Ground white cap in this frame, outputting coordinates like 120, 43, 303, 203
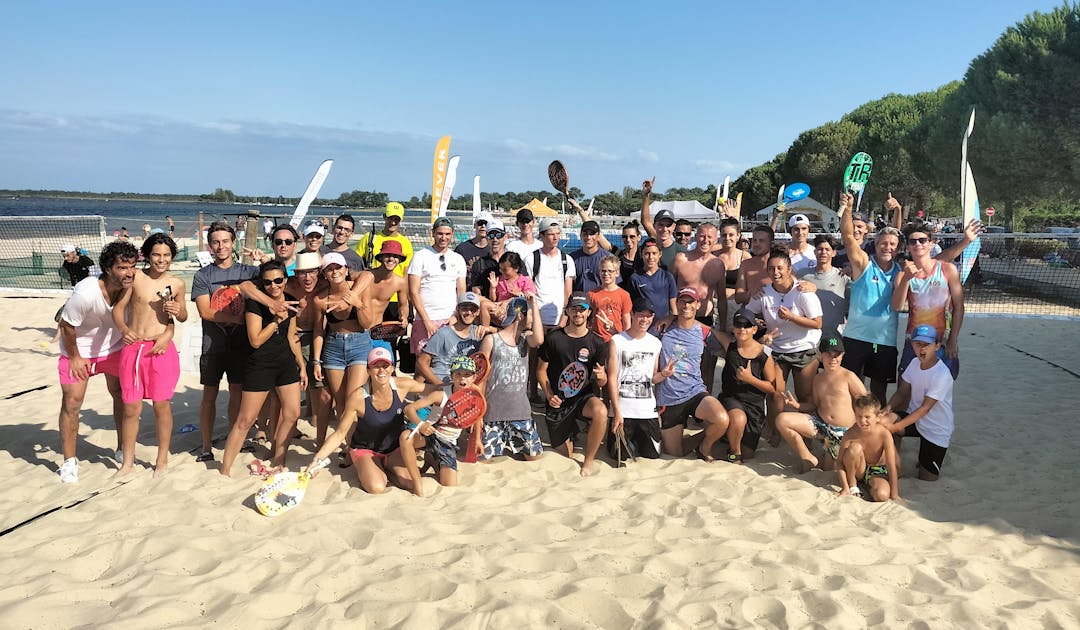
487, 218, 505, 232
304, 223, 325, 236
321, 252, 347, 269
788, 214, 810, 229
61, 243, 78, 254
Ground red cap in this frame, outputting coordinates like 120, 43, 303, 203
677, 287, 701, 301
376, 239, 405, 260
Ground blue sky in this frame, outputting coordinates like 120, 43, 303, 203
0, 1, 1065, 200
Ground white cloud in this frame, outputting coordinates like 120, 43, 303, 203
694, 158, 738, 173
637, 149, 660, 163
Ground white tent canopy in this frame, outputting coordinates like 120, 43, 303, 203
754, 197, 841, 231
632, 200, 719, 222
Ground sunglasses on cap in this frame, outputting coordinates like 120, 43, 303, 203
273, 238, 294, 246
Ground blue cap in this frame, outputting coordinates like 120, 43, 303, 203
501, 296, 528, 327
910, 324, 939, 344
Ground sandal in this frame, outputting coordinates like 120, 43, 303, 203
695, 446, 716, 463
195, 450, 214, 463
240, 439, 258, 453
725, 453, 744, 464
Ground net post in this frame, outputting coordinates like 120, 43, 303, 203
244, 209, 260, 266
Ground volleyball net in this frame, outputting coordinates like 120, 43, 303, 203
0, 216, 107, 292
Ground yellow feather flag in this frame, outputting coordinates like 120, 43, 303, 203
430, 135, 452, 223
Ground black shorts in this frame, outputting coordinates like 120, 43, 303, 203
901, 420, 948, 476
773, 348, 819, 370
841, 337, 898, 384
720, 396, 766, 450
658, 391, 710, 430
199, 331, 250, 387
382, 302, 401, 323
243, 359, 301, 392
545, 394, 599, 446
607, 417, 661, 463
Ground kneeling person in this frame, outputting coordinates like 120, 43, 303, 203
537, 292, 609, 476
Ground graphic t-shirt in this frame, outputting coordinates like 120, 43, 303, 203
423, 324, 484, 383
539, 328, 608, 403
610, 331, 662, 419
587, 287, 632, 342
485, 334, 532, 423
656, 323, 710, 406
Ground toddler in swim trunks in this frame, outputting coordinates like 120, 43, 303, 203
836, 395, 900, 501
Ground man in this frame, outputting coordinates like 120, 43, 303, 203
301, 222, 325, 254
639, 178, 686, 270
190, 223, 262, 463
674, 219, 694, 251
55, 241, 137, 483
893, 221, 965, 379
61, 244, 95, 287
455, 214, 492, 274
734, 225, 775, 306
505, 208, 542, 259
570, 219, 609, 293
363, 239, 411, 330
468, 219, 508, 298
786, 214, 816, 274
408, 217, 466, 355
249, 224, 300, 275
320, 214, 366, 274
112, 233, 188, 477
354, 202, 414, 273
416, 292, 490, 384
288, 251, 334, 446
537, 292, 609, 477
671, 223, 727, 389
796, 234, 850, 338
166, 215, 175, 237
524, 217, 575, 398
656, 287, 732, 458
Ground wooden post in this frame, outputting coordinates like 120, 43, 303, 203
244, 210, 260, 266
197, 211, 204, 251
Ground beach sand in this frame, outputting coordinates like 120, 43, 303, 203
1, 295, 1078, 628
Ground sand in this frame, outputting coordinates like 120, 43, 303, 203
1, 294, 1078, 629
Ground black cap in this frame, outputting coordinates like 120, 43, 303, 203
732, 308, 757, 328
819, 335, 846, 354
654, 209, 675, 224
516, 209, 535, 224
631, 296, 656, 313
566, 291, 590, 310
580, 220, 600, 234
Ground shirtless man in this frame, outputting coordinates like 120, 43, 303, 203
357, 239, 410, 332
733, 225, 775, 306
774, 335, 868, 473
671, 222, 727, 389
112, 233, 188, 476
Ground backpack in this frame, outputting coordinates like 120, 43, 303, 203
532, 249, 570, 283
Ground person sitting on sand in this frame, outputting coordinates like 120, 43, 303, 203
306, 347, 429, 494
399, 355, 481, 496
416, 292, 492, 385
112, 233, 186, 477
537, 292, 609, 477
882, 325, 956, 481
836, 395, 900, 501
774, 335, 868, 473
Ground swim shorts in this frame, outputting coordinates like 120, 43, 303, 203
58, 351, 122, 385
120, 340, 180, 404
809, 413, 848, 459
481, 419, 543, 459
544, 394, 600, 446
658, 391, 710, 430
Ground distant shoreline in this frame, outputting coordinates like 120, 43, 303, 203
0, 190, 346, 209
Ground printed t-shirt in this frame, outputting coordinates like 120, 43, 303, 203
408, 247, 467, 321
610, 331, 662, 419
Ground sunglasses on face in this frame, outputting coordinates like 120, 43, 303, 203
273, 238, 294, 246
261, 276, 286, 286
676, 232, 693, 238
732, 320, 756, 329
582, 229, 599, 236
907, 237, 930, 245
622, 234, 639, 239
489, 231, 506, 239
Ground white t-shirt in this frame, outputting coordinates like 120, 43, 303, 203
525, 248, 576, 325
506, 238, 543, 259
901, 357, 955, 447
60, 276, 124, 359
746, 284, 823, 353
408, 247, 467, 321
789, 243, 817, 275
611, 331, 662, 419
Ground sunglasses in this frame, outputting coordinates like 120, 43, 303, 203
675, 232, 693, 238
261, 276, 286, 286
622, 234, 639, 239
489, 231, 506, 239
732, 320, 756, 329
273, 238, 295, 246
907, 237, 930, 245
439, 254, 446, 271
582, 229, 599, 236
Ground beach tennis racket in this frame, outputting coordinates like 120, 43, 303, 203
370, 320, 408, 341
548, 160, 570, 197
842, 152, 873, 214
470, 351, 490, 383
255, 458, 328, 517
408, 387, 487, 439
210, 285, 244, 317
557, 360, 589, 399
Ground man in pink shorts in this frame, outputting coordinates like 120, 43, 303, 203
407, 217, 466, 364
56, 241, 139, 483
112, 233, 188, 477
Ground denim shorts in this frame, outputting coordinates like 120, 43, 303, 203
321, 330, 372, 370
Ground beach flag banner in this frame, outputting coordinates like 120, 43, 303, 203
438, 155, 461, 217
472, 176, 482, 219
733, 192, 743, 223
716, 176, 731, 211
842, 152, 873, 215
430, 136, 452, 223
959, 107, 982, 285
289, 159, 333, 228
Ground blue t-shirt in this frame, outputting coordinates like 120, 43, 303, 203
423, 324, 483, 382
626, 269, 677, 321
570, 248, 610, 293
656, 322, 710, 406
190, 261, 259, 352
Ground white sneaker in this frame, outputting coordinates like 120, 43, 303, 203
58, 457, 79, 483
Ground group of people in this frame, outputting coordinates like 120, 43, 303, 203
55, 184, 980, 503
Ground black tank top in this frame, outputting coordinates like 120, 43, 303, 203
720, 344, 768, 405
350, 388, 405, 454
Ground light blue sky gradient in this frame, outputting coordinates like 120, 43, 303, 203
0, 1, 1064, 199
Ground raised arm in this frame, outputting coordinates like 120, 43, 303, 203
639, 178, 657, 240
569, 197, 612, 251
839, 192, 869, 280
935, 219, 983, 262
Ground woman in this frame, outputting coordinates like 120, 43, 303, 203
313, 253, 372, 421
306, 347, 429, 493
616, 220, 644, 284
220, 261, 306, 476
716, 219, 751, 330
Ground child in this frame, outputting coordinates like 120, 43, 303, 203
884, 324, 955, 481
588, 255, 633, 342
399, 355, 481, 496
836, 395, 900, 501
774, 335, 869, 473
482, 251, 536, 326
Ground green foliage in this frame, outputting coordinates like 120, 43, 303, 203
1011, 201, 1080, 231
1015, 238, 1068, 258
733, 153, 786, 212
336, 189, 389, 208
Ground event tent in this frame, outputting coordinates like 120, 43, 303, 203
631, 200, 720, 222
754, 197, 841, 231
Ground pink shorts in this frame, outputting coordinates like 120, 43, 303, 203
350, 447, 398, 463
57, 351, 122, 385
410, 318, 449, 354
120, 340, 180, 404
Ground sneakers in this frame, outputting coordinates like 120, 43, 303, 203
58, 457, 79, 483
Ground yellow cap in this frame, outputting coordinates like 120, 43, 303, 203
385, 202, 405, 219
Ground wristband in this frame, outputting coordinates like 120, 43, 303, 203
312, 360, 322, 365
